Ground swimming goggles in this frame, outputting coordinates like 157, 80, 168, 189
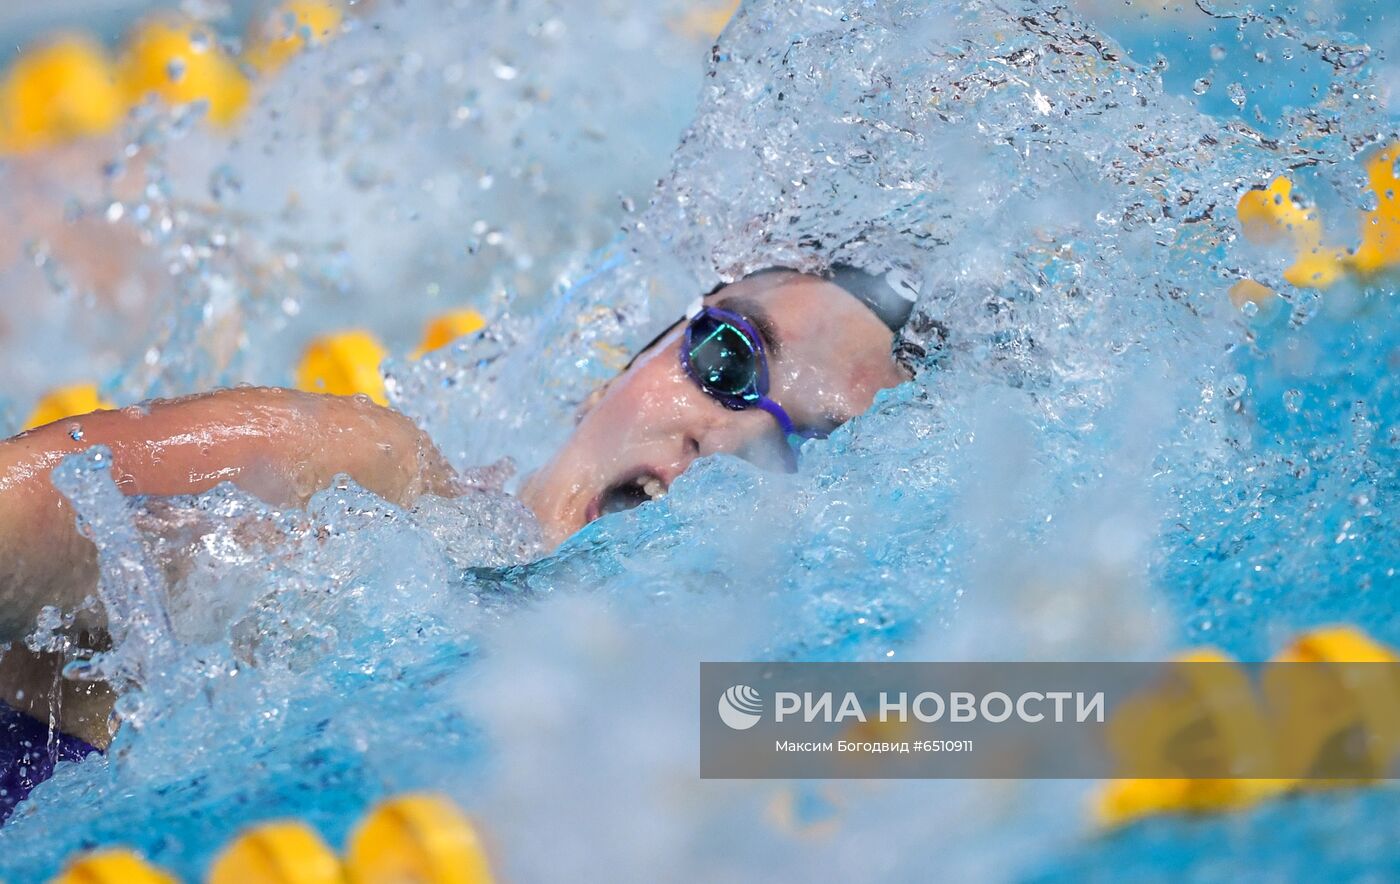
680, 305, 826, 449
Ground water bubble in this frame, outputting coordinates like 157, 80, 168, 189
1192, 77, 1212, 96
166, 57, 187, 84
208, 164, 242, 203
1283, 389, 1303, 413
1227, 83, 1247, 108
491, 58, 519, 80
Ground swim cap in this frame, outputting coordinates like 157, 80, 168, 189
826, 263, 919, 333
728, 263, 919, 332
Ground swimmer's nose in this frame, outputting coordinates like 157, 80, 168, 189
689, 407, 792, 471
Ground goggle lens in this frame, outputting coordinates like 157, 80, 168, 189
685, 313, 760, 400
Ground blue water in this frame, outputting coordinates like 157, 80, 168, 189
1, 0, 1398, 880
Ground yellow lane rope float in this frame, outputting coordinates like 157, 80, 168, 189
297, 310, 490, 403
0, 35, 124, 153
118, 15, 251, 127
1095, 649, 1290, 828
1349, 143, 1400, 273
669, 0, 742, 40
1236, 176, 1349, 289
411, 308, 487, 358
48, 849, 178, 884
345, 793, 495, 884
295, 329, 390, 404
22, 382, 114, 432
246, 1, 347, 74
207, 820, 344, 884
1262, 625, 1400, 783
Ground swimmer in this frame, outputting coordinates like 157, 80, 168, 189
0, 266, 916, 804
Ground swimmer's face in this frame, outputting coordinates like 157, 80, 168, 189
520, 272, 908, 547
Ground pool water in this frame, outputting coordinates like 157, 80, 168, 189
0, 0, 1397, 880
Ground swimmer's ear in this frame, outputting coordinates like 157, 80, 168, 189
574, 382, 610, 424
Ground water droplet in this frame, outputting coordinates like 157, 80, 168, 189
69, 424, 84, 441
166, 57, 187, 84
1222, 373, 1248, 400
1283, 389, 1302, 413
1192, 77, 1211, 95
1227, 83, 1247, 108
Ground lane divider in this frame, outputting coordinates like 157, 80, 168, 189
46, 792, 495, 883
0, 0, 730, 153
0, 2, 346, 153
33, 629, 1399, 872
15, 306, 488, 430
1095, 625, 1400, 828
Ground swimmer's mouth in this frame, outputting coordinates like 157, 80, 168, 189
586, 471, 668, 523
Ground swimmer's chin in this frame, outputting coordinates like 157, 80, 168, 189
517, 469, 587, 550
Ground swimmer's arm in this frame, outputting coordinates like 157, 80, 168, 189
0, 386, 461, 644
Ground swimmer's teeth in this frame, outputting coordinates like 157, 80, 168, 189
641, 476, 666, 501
